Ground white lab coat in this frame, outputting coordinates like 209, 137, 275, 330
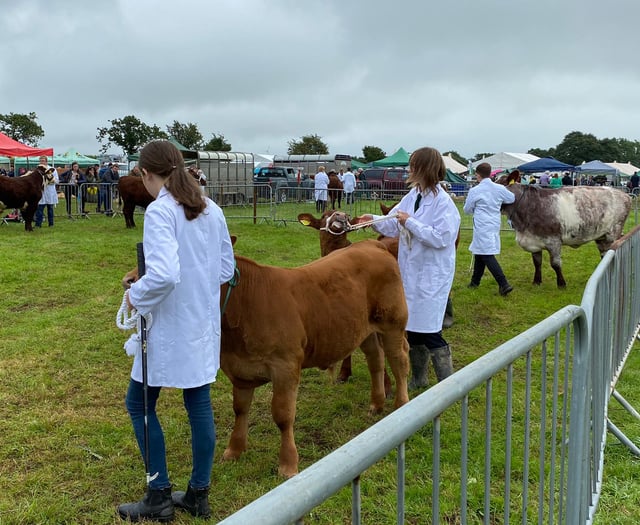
463, 177, 515, 255
128, 187, 235, 388
372, 187, 460, 333
342, 171, 356, 193
314, 171, 329, 201
39, 167, 59, 205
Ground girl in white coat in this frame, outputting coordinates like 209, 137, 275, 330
359, 147, 461, 389
463, 162, 515, 295
118, 140, 235, 522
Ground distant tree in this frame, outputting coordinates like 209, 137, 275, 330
202, 133, 232, 151
528, 147, 555, 158
166, 120, 204, 150
553, 131, 603, 165
96, 115, 167, 155
470, 152, 494, 163
362, 145, 386, 163
442, 150, 467, 166
0, 111, 45, 146
287, 134, 329, 155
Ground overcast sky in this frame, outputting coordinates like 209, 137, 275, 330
3, 0, 639, 160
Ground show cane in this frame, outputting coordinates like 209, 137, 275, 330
136, 242, 158, 485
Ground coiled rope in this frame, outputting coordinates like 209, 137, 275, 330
116, 291, 152, 356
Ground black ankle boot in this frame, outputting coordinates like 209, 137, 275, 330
172, 484, 211, 518
118, 486, 174, 522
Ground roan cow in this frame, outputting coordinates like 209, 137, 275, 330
220, 239, 410, 477
0, 166, 47, 231
118, 175, 154, 228
498, 171, 632, 287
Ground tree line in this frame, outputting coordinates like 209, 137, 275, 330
2, 112, 639, 168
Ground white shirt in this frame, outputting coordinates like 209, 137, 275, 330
372, 187, 460, 333
128, 187, 235, 388
463, 177, 515, 255
342, 170, 356, 193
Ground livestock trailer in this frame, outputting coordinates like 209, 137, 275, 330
197, 151, 254, 205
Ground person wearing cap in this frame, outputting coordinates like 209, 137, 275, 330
35, 155, 59, 227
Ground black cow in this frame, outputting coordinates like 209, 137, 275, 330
0, 166, 46, 231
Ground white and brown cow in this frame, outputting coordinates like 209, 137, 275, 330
220, 239, 409, 477
498, 172, 631, 287
0, 166, 46, 231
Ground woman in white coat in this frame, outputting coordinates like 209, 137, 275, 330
358, 147, 461, 390
118, 140, 235, 522
463, 162, 515, 296
34, 155, 59, 227
314, 165, 329, 213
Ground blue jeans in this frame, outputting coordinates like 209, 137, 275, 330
35, 204, 54, 226
125, 379, 216, 490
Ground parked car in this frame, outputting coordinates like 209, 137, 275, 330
360, 167, 409, 195
253, 166, 311, 202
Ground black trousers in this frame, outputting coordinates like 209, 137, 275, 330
471, 254, 508, 287
406, 330, 447, 349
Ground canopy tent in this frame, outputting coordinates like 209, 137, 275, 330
576, 160, 619, 183
372, 147, 410, 167
517, 157, 575, 173
444, 169, 466, 183
0, 131, 53, 157
128, 138, 198, 162
443, 153, 467, 174
471, 152, 539, 172
605, 161, 639, 178
55, 148, 98, 167
350, 159, 370, 170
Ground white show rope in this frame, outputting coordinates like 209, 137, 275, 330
116, 291, 152, 356
347, 212, 398, 231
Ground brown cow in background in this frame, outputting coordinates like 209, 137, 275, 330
0, 166, 46, 231
118, 175, 154, 228
327, 170, 343, 209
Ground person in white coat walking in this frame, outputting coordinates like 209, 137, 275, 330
314, 165, 329, 212
358, 146, 461, 390
463, 162, 515, 296
117, 140, 235, 522
342, 168, 356, 205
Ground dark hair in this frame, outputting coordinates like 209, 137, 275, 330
407, 146, 446, 196
138, 140, 205, 220
475, 162, 492, 178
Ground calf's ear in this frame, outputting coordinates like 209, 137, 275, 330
297, 213, 321, 229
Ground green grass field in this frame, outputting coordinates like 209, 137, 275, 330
0, 201, 639, 524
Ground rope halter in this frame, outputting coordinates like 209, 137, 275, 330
319, 211, 399, 236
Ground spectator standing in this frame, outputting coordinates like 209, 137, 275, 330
464, 162, 515, 296
97, 163, 110, 213
60, 162, 82, 217
357, 146, 461, 389
561, 172, 573, 186
539, 171, 551, 186
83, 165, 99, 213
102, 162, 120, 215
35, 155, 59, 227
630, 171, 639, 190
342, 168, 356, 205
314, 165, 329, 213
550, 173, 562, 188
117, 140, 234, 522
